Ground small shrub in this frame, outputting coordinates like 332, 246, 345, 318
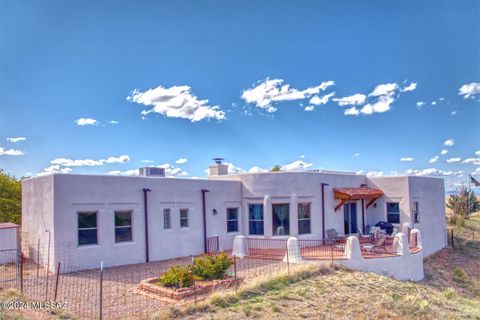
453, 267, 467, 284
443, 287, 456, 299
159, 265, 195, 288
193, 253, 234, 280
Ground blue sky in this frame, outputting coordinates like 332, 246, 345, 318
0, 0, 479, 191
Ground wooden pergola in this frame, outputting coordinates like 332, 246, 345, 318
333, 187, 384, 212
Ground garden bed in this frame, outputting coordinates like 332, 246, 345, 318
138, 276, 238, 300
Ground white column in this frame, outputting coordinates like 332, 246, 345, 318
290, 194, 298, 236
264, 195, 272, 237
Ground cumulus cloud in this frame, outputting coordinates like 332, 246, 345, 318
401, 82, 417, 92
459, 82, 480, 99
0, 147, 24, 156
304, 106, 314, 112
6, 137, 26, 143
440, 149, 449, 155
446, 157, 461, 163
128, 85, 225, 122
51, 155, 130, 167
400, 157, 414, 162
406, 168, 463, 177
140, 160, 154, 163
224, 162, 245, 175
360, 95, 395, 115
248, 166, 268, 173
431, 101, 437, 106
281, 160, 313, 172
354, 153, 360, 157
175, 158, 188, 164
428, 156, 439, 163
157, 163, 188, 177
109, 120, 119, 125
241, 78, 334, 112
416, 101, 425, 108
368, 83, 398, 97
107, 169, 139, 176
451, 110, 458, 116
476, 150, 480, 156
37, 165, 73, 176
75, 118, 98, 126
333, 94, 366, 106
365, 171, 384, 177
463, 158, 480, 165
344, 107, 360, 116
444, 139, 455, 147
309, 92, 335, 106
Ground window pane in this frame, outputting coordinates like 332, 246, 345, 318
298, 220, 311, 234
227, 208, 238, 220
164, 209, 171, 229
78, 212, 97, 228
180, 218, 189, 228
249, 221, 264, 235
298, 203, 311, 219
248, 204, 263, 220
78, 229, 97, 245
115, 211, 132, 227
272, 204, 289, 236
387, 214, 400, 223
387, 203, 400, 213
180, 209, 188, 219
115, 227, 132, 242
227, 220, 238, 233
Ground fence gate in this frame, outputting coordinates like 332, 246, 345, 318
0, 223, 20, 288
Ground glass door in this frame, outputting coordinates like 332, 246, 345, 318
343, 203, 358, 234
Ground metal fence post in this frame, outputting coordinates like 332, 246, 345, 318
45, 229, 51, 301
54, 262, 61, 301
450, 229, 454, 248
99, 261, 104, 320
330, 241, 334, 269
36, 239, 40, 279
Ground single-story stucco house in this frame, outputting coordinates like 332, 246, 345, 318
21, 160, 447, 279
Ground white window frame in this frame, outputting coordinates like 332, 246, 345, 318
248, 203, 264, 236
180, 208, 189, 228
114, 210, 133, 243
226, 208, 239, 233
78, 211, 98, 246
298, 202, 311, 235
386, 202, 400, 224
163, 208, 172, 229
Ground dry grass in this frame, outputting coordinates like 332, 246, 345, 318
152, 216, 480, 320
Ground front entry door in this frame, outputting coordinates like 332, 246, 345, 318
344, 203, 358, 234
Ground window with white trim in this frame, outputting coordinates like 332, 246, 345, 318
163, 208, 171, 229
180, 208, 189, 228
114, 211, 133, 243
78, 212, 98, 246
298, 203, 311, 234
387, 202, 400, 223
227, 208, 239, 233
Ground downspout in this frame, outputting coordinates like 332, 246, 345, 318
321, 183, 329, 240
143, 188, 151, 263
201, 189, 209, 253
361, 199, 365, 234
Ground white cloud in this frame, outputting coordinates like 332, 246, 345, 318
281, 160, 313, 172
431, 101, 437, 106
0, 147, 24, 156
107, 169, 139, 176
440, 149, 448, 155
366, 171, 384, 177
368, 83, 398, 97
416, 101, 425, 108
75, 118, 98, 126
175, 158, 188, 164
360, 95, 395, 114
354, 153, 360, 157
6, 137, 26, 143
446, 157, 461, 163
304, 106, 314, 112
37, 165, 73, 176
428, 156, 439, 163
248, 166, 268, 173
51, 155, 130, 167
333, 94, 366, 106
224, 162, 245, 175
157, 163, 188, 177
140, 160, 154, 163
241, 78, 334, 112
109, 120, 119, 124
406, 168, 463, 177
474, 167, 480, 175
444, 139, 455, 147
459, 82, 480, 99
344, 107, 360, 116
439, 97, 445, 101
463, 158, 480, 165
401, 82, 417, 92
309, 92, 335, 106
128, 85, 225, 122
400, 157, 414, 162
476, 150, 480, 156
451, 110, 457, 116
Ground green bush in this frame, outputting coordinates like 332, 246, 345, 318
192, 253, 234, 280
159, 265, 195, 288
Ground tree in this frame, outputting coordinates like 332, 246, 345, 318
0, 169, 22, 224
270, 165, 282, 172
446, 186, 480, 225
